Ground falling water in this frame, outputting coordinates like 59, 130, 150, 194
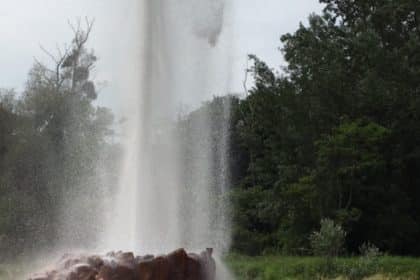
102, 0, 233, 258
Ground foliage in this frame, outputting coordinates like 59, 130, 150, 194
225, 254, 420, 280
229, 0, 420, 256
359, 242, 382, 259
310, 218, 346, 257
345, 243, 382, 280
0, 21, 118, 259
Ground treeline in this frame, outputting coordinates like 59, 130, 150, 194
196, 0, 420, 256
0, 22, 118, 258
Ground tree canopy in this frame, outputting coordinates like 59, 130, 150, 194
0, 21, 118, 259
228, 0, 420, 255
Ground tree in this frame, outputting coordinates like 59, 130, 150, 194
0, 20, 117, 258
230, 0, 420, 255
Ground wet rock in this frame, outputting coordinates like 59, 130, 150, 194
97, 263, 135, 280
167, 249, 188, 280
86, 255, 104, 270
137, 259, 155, 280
153, 256, 170, 280
67, 264, 97, 280
200, 248, 216, 280
186, 253, 201, 280
115, 251, 136, 268
137, 255, 170, 280
28, 248, 216, 280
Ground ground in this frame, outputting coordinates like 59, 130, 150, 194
2, 255, 420, 279
225, 255, 420, 280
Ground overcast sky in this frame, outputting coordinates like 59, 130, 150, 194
0, 0, 323, 113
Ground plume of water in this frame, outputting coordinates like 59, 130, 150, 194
102, 0, 234, 261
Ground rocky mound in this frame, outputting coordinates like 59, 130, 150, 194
29, 248, 215, 280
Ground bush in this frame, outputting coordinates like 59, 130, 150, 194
310, 218, 346, 257
359, 242, 381, 259
344, 242, 382, 280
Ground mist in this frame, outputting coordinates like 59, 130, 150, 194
102, 0, 233, 255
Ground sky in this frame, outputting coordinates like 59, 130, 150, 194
0, 0, 323, 113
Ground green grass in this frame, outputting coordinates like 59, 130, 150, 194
2, 254, 420, 279
225, 254, 420, 280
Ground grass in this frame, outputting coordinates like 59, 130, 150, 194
1, 254, 420, 279
225, 254, 420, 280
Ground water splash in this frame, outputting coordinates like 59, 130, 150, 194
102, 0, 233, 258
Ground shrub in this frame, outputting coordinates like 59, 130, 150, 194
345, 242, 382, 280
310, 218, 346, 257
359, 242, 381, 259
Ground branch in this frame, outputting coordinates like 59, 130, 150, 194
67, 17, 81, 38
32, 57, 56, 86
39, 45, 59, 64
243, 57, 250, 96
68, 17, 95, 48
36, 42, 70, 89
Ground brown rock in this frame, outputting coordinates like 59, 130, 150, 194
29, 248, 215, 280
199, 249, 216, 280
137, 255, 170, 280
185, 254, 201, 280
96, 263, 135, 280
87, 255, 104, 270
166, 249, 188, 280
142, 254, 154, 260
152, 256, 170, 280
115, 252, 136, 268
137, 259, 154, 280
67, 264, 97, 280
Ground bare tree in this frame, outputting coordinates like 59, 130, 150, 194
34, 17, 95, 94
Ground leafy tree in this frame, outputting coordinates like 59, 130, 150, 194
230, 0, 420, 255
0, 20, 117, 258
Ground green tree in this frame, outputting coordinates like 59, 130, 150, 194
230, 0, 420, 255
0, 20, 117, 258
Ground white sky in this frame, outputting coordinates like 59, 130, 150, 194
0, 0, 323, 113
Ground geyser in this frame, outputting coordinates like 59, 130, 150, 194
102, 0, 233, 257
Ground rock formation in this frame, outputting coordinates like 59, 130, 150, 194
29, 248, 215, 280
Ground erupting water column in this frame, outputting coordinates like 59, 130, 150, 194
103, 0, 233, 261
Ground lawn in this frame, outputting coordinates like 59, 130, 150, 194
225, 254, 420, 280
2, 254, 420, 279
